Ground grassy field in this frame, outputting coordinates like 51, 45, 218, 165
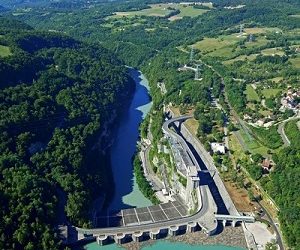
261, 88, 282, 98
194, 35, 242, 57
0, 45, 11, 57
259, 109, 272, 117
244, 27, 282, 34
245, 84, 260, 101
194, 33, 269, 59
238, 129, 270, 156
242, 36, 269, 49
290, 55, 300, 69
223, 54, 257, 65
110, 3, 209, 19
175, 6, 208, 18
261, 47, 285, 56
270, 77, 284, 83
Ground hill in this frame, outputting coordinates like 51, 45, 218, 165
0, 16, 133, 249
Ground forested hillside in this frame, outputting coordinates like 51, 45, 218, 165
0, 17, 133, 249
0, 0, 300, 248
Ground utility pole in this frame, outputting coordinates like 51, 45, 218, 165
249, 33, 254, 42
239, 24, 244, 36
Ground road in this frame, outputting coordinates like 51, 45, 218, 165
77, 116, 215, 236
277, 115, 300, 147
198, 59, 285, 249
77, 185, 211, 235
257, 201, 284, 250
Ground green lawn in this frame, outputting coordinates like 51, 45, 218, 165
0, 45, 11, 57
245, 84, 260, 102
262, 88, 282, 98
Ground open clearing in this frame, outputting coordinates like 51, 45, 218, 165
261, 88, 282, 98
244, 27, 282, 34
224, 180, 255, 212
290, 14, 300, 18
194, 33, 269, 59
290, 55, 300, 69
110, 3, 210, 19
194, 35, 242, 58
261, 47, 285, 56
245, 84, 260, 101
223, 54, 257, 65
0, 45, 11, 57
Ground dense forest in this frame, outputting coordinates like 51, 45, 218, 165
0, 17, 134, 249
0, 0, 300, 248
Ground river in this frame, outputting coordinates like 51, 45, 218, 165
85, 69, 244, 250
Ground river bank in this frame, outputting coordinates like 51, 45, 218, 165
84, 69, 248, 250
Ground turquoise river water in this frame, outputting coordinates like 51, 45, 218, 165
85, 69, 243, 250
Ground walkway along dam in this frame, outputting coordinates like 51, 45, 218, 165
74, 115, 255, 245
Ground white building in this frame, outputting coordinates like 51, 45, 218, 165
211, 142, 226, 154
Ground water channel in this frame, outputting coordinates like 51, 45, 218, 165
85, 69, 244, 250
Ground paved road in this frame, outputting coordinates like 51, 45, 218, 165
257, 201, 284, 250
77, 185, 211, 235
77, 116, 215, 236
277, 115, 300, 147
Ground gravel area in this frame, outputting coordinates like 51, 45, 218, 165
121, 226, 248, 250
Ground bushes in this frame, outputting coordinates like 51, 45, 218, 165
133, 154, 159, 204
251, 126, 283, 149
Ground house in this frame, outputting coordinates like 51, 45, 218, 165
211, 142, 226, 154
261, 159, 274, 173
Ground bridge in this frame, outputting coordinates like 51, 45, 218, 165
74, 115, 254, 245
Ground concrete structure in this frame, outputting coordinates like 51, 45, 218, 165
96, 234, 108, 246
73, 115, 254, 246
149, 229, 160, 239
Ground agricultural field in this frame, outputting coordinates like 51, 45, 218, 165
0, 45, 11, 57
109, 3, 210, 20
